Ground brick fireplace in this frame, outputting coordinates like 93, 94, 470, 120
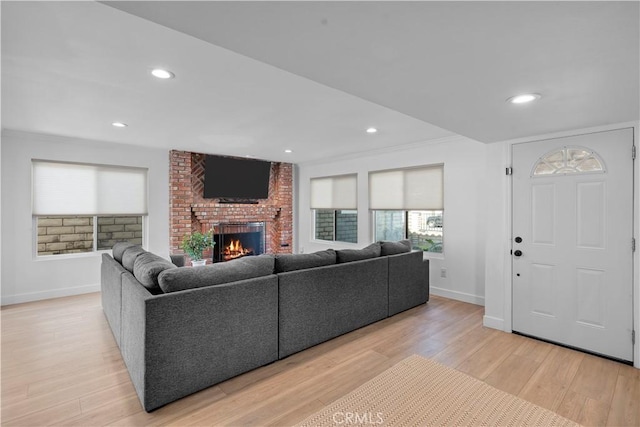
169, 150, 293, 261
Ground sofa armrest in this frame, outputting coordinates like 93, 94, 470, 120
100, 253, 127, 347
121, 274, 279, 412
388, 251, 429, 316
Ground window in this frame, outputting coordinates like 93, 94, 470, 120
374, 210, 443, 253
370, 164, 444, 253
532, 146, 605, 176
314, 209, 358, 243
32, 160, 148, 256
37, 215, 144, 256
311, 174, 358, 243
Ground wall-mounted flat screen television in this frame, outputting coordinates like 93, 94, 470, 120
203, 155, 271, 200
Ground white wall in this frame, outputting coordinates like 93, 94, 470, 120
1, 130, 169, 305
482, 121, 640, 368
296, 136, 488, 305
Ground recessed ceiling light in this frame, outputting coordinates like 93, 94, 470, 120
284, 149, 293, 153
112, 122, 127, 128
366, 127, 378, 134
151, 68, 175, 79
507, 93, 541, 104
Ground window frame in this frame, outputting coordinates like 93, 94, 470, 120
33, 214, 148, 260
372, 209, 444, 257
311, 209, 359, 245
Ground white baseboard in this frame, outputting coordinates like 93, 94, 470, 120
483, 315, 505, 331
430, 286, 485, 306
1, 284, 100, 306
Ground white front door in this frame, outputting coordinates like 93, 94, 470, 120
512, 128, 634, 362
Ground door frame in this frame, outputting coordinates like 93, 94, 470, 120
494, 122, 639, 368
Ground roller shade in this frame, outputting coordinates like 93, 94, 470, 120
310, 174, 357, 210
369, 165, 443, 210
32, 160, 148, 215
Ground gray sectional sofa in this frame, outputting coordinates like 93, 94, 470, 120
101, 240, 429, 412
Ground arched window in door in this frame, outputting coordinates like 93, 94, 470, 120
531, 146, 606, 176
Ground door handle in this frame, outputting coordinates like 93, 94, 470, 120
513, 250, 523, 257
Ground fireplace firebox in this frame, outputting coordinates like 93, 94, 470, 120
212, 222, 265, 262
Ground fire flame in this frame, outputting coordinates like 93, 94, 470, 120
224, 239, 252, 260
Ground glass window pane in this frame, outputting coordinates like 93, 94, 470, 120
533, 162, 555, 175
314, 209, 335, 241
335, 210, 357, 243
37, 216, 94, 256
97, 216, 144, 250
374, 210, 406, 242
533, 147, 604, 176
314, 209, 358, 243
408, 210, 443, 253
577, 157, 602, 172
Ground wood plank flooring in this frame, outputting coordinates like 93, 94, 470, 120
2, 293, 638, 426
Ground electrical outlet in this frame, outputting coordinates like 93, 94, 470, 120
440, 268, 447, 278
299, 247, 305, 254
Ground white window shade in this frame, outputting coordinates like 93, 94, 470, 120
369, 165, 443, 210
32, 161, 148, 215
310, 174, 357, 210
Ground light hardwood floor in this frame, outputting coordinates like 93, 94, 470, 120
1, 293, 638, 426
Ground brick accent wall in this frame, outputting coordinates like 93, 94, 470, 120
169, 150, 293, 258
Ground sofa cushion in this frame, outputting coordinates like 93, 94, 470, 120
380, 239, 412, 256
275, 249, 337, 273
112, 241, 136, 264
158, 254, 275, 293
133, 252, 176, 291
336, 242, 382, 263
122, 246, 146, 272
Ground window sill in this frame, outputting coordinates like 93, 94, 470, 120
310, 239, 360, 248
422, 251, 444, 261
33, 250, 111, 262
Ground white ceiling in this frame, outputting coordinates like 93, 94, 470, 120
2, 1, 638, 164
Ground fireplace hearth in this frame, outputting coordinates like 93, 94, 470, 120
212, 222, 265, 262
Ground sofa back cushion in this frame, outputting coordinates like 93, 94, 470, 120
275, 249, 337, 273
133, 252, 176, 292
336, 242, 381, 263
112, 241, 136, 264
379, 239, 412, 256
158, 254, 275, 293
122, 246, 147, 272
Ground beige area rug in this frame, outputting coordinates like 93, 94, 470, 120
296, 354, 579, 427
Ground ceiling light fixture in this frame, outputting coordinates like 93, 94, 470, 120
112, 122, 128, 128
284, 149, 293, 153
507, 93, 541, 104
366, 127, 378, 134
151, 68, 175, 79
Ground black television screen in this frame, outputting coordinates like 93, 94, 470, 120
203, 155, 271, 200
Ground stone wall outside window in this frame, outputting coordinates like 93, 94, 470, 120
314, 210, 335, 241
37, 216, 94, 255
314, 210, 357, 244
37, 215, 143, 256
97, 216, 143, 250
